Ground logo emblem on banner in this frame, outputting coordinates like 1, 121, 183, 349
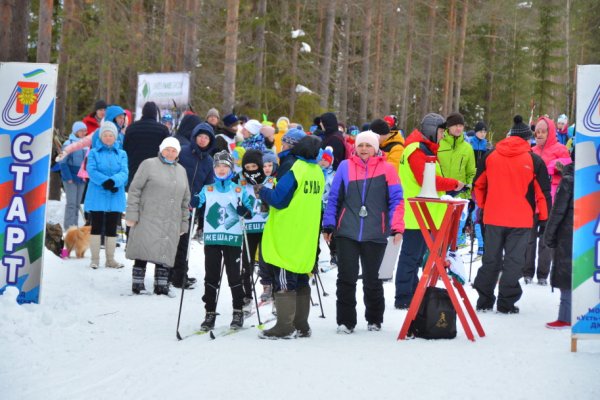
2, 69, 48, 126
583, 85, 600, 133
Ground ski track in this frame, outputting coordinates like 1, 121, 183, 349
0, 200, 598, 400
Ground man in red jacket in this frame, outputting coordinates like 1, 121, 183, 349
82, 100, 107, 135
473, 115, 551, 314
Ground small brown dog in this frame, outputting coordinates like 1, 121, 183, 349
64, 226, 91, 258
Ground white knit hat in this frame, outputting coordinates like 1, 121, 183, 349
159, 136, 181, 154
243, 119, 263, 136
355, 130, 380, 151
99, 122, 118, 138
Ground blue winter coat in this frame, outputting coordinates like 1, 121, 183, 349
60, 133, 87, 184
84, 136, 128, 212
178, 122, 216, 207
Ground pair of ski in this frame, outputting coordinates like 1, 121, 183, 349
191, 315, 278, 339
183, 299, 276, 340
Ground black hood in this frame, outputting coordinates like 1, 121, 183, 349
320, 112, 339, 135
177, 114, 202, 141
292, 136, 322, 160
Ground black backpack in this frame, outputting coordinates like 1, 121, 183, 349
409, 287, 457, 339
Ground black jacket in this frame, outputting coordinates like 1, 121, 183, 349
544, 163, 573, 290
122, 116, 169, 189
320, 112, 346, 170
178, 122, 216, 207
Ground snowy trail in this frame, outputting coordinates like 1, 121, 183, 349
0, 200, 598, 400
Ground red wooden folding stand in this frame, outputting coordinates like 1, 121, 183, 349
397, 197, 486, 341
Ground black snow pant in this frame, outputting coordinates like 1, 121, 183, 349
473, 225, 530, 311
336, 237, 387, 329
523, 216, 552, 280
169, 231, 190, 286
241, 232, 262, 300
202, 245, 244, 312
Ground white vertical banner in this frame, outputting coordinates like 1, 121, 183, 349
0, 62, 58, 304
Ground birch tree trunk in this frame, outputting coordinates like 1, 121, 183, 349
222, 0, 240, 113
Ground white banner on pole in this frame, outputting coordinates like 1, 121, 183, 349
135, 72, 190, 120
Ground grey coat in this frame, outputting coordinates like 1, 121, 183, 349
125, 157, 190, 267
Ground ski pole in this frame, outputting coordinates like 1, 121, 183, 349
312, 269, 325, 318
176, 206, 196, 341
241, 217, 262, 325
315, 269, 329, 297
213, 259, 225, 315
468, 219, 475, 283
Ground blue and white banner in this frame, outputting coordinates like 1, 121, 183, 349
0, 62, 58, 304
572, 65, 600, 338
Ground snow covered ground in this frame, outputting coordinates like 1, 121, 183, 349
1, 200, 599, 400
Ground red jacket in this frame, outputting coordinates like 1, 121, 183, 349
83, 112, 100, 135
474, 136, 551, 228
405, 129, 458, 191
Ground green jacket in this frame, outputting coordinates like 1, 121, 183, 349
437, 132, 476, 199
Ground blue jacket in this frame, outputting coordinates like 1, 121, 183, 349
197, 174, 253, 212
178, 122, 216, 207
241, 134, 267, 152
84, 135, 129, 212
60, 133, 87, 184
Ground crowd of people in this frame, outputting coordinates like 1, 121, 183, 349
56, 99, 576, 337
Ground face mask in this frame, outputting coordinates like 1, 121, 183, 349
243, 168, 265, 185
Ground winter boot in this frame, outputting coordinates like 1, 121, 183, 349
230, 309, 244, 330
105, 237, 124, 268
258, 291, 297, 339
154, 265, 171, 295
200, 312, 217, 331
132, 263, 147, 294
260, 285, 273, 302
293, 286, 311, 338
242, 297, 253, 316
89, 235, 101, 269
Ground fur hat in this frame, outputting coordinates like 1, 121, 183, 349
159, 137, 181, 154
510, 115, 532, 140
213, 150, 234, 170
355, 130, 380, 151
557, 114, 568, 124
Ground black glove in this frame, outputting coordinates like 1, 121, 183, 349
102, 179, 115, 190
537, 221, 546, 237
110, 187, 118, 193
236, 205, 251, 219
322, 226, 334, 234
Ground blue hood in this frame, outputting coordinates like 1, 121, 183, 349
105, 105, 125, 128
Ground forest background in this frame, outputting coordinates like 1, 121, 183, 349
1, 0, 600, 143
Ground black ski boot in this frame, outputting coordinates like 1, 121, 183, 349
230, 309, 244, 330
201, 312, 217, 331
